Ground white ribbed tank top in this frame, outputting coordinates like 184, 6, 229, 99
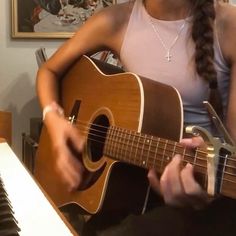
120, 0, 230, 132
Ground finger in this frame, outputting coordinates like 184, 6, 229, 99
147, 168, 161, 194
181, 163, 209, 208
160, 155, 185, 205
180, 136, 205, 148
56, 147, 84, 190
181, 163, 202, 194
62, 161, 84, 191
68, 124, 85, 151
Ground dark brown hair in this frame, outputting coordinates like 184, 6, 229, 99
190, 0, 223, 117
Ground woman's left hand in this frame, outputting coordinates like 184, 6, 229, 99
148, 136, 210, 209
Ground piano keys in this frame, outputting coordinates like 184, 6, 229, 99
0, 141, 79, 236
0, 175, 21, 235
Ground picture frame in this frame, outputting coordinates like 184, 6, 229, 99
11, 0, 117, 39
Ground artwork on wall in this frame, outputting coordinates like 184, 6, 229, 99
11, 0, 116, 39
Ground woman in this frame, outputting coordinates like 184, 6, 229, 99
36, 0, 236, 235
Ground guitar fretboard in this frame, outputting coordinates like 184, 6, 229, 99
104, 126, 208, 181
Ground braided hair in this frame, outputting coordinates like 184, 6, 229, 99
190, 0, 223, 117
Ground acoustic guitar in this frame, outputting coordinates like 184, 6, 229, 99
34, 55, 236, 215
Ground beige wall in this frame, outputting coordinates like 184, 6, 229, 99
0, 0, 65, 157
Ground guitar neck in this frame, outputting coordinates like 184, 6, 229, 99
103, 126, 236, 200
104, 126, 208, 179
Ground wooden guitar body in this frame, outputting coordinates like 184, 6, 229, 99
34, 55, 183, 215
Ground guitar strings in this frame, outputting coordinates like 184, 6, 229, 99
67, 118, 236, 188
73, 118, 236, 165
83, 127, 236, 178
72, 118, 236, 162
64, 116, 236, 182
76, 124, 236, 187
70, 118, 236, 180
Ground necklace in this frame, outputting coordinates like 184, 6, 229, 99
148, 16, 188, 62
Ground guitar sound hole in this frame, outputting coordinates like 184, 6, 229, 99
88, 115, 109, 162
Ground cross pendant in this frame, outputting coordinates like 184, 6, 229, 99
165, 51, 172, 62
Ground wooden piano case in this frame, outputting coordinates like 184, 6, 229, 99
0, 110, 12, 145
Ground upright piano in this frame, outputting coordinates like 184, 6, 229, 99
0, 139, 79, 236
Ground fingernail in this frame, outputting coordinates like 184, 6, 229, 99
173, 154, 182, 162
186, 162, 193, 169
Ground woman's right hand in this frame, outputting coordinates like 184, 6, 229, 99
44, 109, 86, 191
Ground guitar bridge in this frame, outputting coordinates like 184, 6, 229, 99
68, 100, 81, 124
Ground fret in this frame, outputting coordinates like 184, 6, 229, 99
107, 126, 118, 159
151, 137, 161, 171
121, 129, 128, 162
164, 140, 175, 165
106, 127, 112, 157
182, 148, 198, 166
109, 127, 115, 156
172, 142, 177, 160
160, 139, 168, 171
127, 130, 135, 163
133, 133, 141, 166
182, 147, 190, 164
145, 135, 153, 169
120, 128, 128, 161
220, 153, 228, 194
117, 127, 126, 161
175, 144, 185, 157
118, 130, 126, 162
194, 149, 207, 173
138, 134, 146, 167
140, 135, 152, 168
104, 128, 111, 156
114, 127, 122, 160
193, 148, 197, 166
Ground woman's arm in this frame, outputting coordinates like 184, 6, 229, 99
35, 3, 131, 190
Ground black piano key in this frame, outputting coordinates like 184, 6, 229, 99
0, 213, 20, 232
0, 192, 8, 200
0, 227, 20, 236
0, 205, 14, 216
0, 204, 13, 214
0, 213, 16, 225
0, 199, 13, 211
0, 175, 21, 235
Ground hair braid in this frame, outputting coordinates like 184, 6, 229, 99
191, 0, 216, 86
190, 0, 223, 117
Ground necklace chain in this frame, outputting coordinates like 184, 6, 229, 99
148, 16, 188, 62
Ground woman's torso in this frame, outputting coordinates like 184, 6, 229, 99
118, 0, 230, 133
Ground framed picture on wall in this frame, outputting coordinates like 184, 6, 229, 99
11, 0, 117, 39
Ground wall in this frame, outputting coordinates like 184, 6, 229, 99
0, 0, 65, 157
